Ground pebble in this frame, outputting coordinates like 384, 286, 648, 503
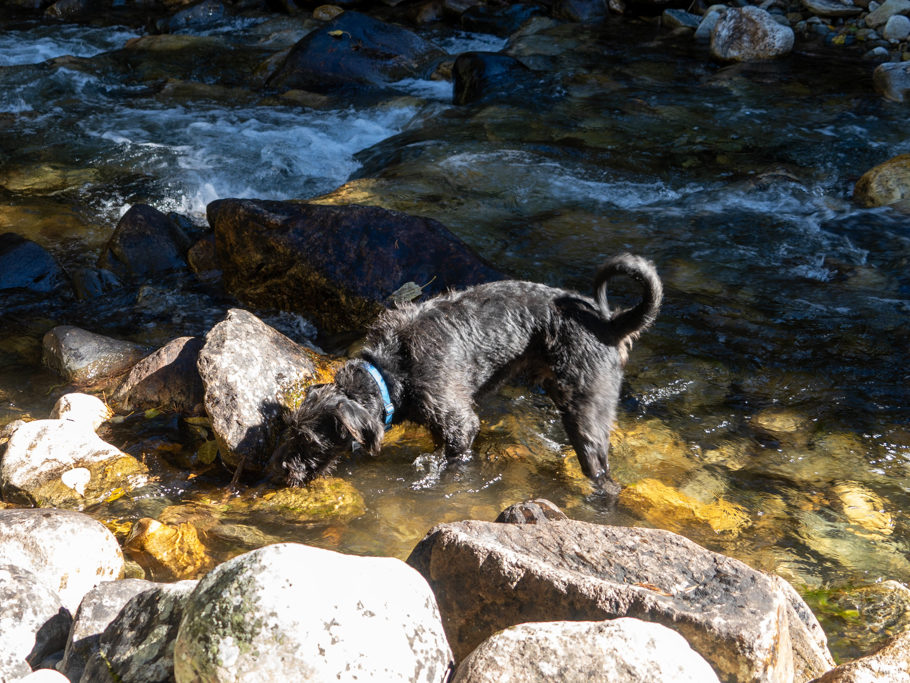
883, 13, 910, 39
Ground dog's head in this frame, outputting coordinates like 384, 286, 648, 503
268, 383, 383, 487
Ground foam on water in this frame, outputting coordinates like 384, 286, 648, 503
0, 24, 141, 66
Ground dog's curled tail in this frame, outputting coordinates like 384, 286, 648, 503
594, 253, 663, 345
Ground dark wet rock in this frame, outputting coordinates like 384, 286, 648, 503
800, 0, 863, 17
158, 0, 227, 32
663, 8, 701, 28
810, 630, 910, 682
112, 336, 205, 413
58, 579, 154, 683
42, 325, 150, 385
44, 0, 97, 20
0, 564, 72, 670
854, 153, 910, 207
495, 499, 568, 524
710, 7, 795, 61
0, 232, 66, 294
553, 0, 607, 22
266, 11, 444, 94
197, 308, 315, 471
98, 204, 191, 280
872, 62, 910, 103
0, 509, 124, 614
452, 618, 721, 683
460, 3, 543, 34
206, 198, 502, 333
173, 543, 453, 681
81, 581, 197, 683
407, 520, 834, 681
187, 234, 220, 281
452, 52, 534, 105
71, 267, 121, 300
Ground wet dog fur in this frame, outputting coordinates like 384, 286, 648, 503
269, 253, 662, 497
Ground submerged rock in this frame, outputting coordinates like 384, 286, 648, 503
244, 478, 366, 524
811, 630, 910, 682
42, 325, 150, 385
112, 336, 205, 413
197, 308, 315, 472
710, 7, 795, 61
124, 518, 215, 581
173, 543, 454, 682
266, 11, 444, 93
453, 618, 720, 683
407, 519, 834, 681
206, 198, 502, 333
855, 153, 910, 206
0, 509, 124, 614
0, 232, 67, 294
98, 204, 191, 280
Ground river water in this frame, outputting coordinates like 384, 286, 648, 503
0, 8, 908, 662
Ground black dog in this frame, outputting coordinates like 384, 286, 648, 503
269, 253, 662, 496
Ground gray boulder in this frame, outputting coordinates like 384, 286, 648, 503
80, 581, 197, 683
0, 509, 124, 614
810, 629, 910, 682
197, 309, 315, 472
58, 579, 155, 683
112, 336, 205, 413
42, 325, 150, 385
710, 7, 795, 61
407, 520, 834, 682
453, 618, 720, 682
873, 62, 910, 103
0, 564, 71, 672
173, 543, 454, 682
865, 0, 910, 27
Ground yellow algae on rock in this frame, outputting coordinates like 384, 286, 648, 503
610, 418, 698, 481
832, 482, 894, 537
246, 477, 365, 523
619, 478, 750, 536
124, 517, 215, 581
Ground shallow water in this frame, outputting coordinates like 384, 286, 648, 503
0, 9, 908, 663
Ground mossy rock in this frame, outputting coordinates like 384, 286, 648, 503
30, 455, 149, 510
854, 154, 910, 208
124, 517, 215, 581
619, 478, 750, 536
243, 477, 366, 524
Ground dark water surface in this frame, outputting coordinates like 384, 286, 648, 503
1, 10, 908, 662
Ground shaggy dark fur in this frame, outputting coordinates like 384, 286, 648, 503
269, 253, 662, 496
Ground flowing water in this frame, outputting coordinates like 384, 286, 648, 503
1, 8, 909, 662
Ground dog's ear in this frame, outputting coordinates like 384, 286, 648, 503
333, 397, 383, 457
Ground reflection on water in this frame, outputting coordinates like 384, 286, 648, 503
0, 9, 908, 663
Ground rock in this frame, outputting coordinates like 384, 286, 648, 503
452, 52, 535, 105
0, 233, 66, 294
98, 205, 191, 280
42, 325, 150, 385
50, 393, 111, 431
0, 418, 148, 508
854, 153, 910, 205
831, 482, 894, 537
186, 235, 220, 281
711, 6, 795, 61
801, 0, 863, 16
872, 62, 910, 103
461, 3, 543, 34
618, 478, 751, 536
266, 11, 444, 93
407, 520, 834, 681
663, 8, 701, 28
44, 0, 95, 19
695, 6, 723, 40
173, 543, 454, 682
811, 630, 910, 682
112, 336, 204, 413
162, 0, 227, 32
883, 13, 910, 37
206, 199, 502, 333
81, 581, 197, 683
71, 267, 120, 300
495, 499, 568, 524
58, 579, 155, 683
244, 478, 366, 524
0, 564, 72, 671
0, 509, 124, 614
866, 0, 910, 26
552, 0, 606, 22
197, 308, 315, 471
123, 518, 215, 581
452, 618, 720, 683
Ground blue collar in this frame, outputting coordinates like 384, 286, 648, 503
362, 361, 395, 427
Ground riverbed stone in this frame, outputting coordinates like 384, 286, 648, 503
865, 0, 910, 26
854, 153, 910, 205
42, 325, 150, 385
173, 543, 454, 682
0, 233, 67, 295
407, 519, 834, 681
50, 392, 111, 431
495, 499, 568, 524
197, 308, 315, 472
112, 336, 205, 413
811, 629, 910, 682
98, 204, 191, 280
452, 618, 721, 683
872, 61, 910, 102
0, 564, 72, 672
711, 6, 795, 61
124, 518, 215, 581
452, 52, 534, 105
266, 11, 444, 93
81, 580, 197, 683
883, 13, 910, 38
244, 477, 366, 524
0, 509, 124, 614
801, 0, 863, 16
206, 198, 502, 333
58, 579, 155, 683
